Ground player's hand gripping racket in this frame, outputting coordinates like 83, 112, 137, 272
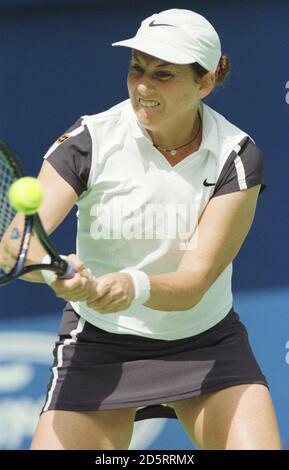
0, 139, 75, 286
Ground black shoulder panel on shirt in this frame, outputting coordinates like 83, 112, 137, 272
211, 137, 266, 199
45, 118, 92, 197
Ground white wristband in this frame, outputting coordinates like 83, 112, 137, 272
120, 269, 151, 305
41, 254, 53, 285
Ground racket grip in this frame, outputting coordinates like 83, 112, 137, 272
41, 255, 76, 283
58, 261, 76, 279
41, 255, 91, 284
58, 262, 93, 280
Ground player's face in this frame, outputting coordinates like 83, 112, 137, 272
127, 51, 203, 134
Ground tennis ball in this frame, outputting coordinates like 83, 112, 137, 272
8, 177, 44, 215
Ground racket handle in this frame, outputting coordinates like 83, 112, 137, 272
58, 261, 76, 279
58, 263, 93, 281
41, 255, 91, 284
41, 255, 75, 283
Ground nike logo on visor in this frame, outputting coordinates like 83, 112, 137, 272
203, 179, 216, 187
149, 20, 176, 27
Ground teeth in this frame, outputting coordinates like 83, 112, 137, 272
139, 99, 160, 108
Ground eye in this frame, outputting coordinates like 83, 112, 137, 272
130, 64, 144, 74
154, 71, 173, 80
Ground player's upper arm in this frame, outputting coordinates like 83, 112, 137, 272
177, 184, 262, 294
39, 117, 92, 234
36, 160, 79, 235
212, 137, 266, 197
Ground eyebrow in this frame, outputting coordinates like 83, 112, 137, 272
132, 54, 174, 68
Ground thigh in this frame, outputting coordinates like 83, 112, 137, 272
30, 407, 137, 450
170, 384, 281, 450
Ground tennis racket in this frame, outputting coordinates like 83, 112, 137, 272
0, 139, 75, 286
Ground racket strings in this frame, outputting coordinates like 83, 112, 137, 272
0, 153, 18, 277
0, 153, 17, 241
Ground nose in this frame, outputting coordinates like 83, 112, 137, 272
137, 81, 155, 96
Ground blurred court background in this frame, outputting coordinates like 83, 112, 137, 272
0, 0, 288, 449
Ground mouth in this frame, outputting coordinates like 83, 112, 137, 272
138, 97, 160, 109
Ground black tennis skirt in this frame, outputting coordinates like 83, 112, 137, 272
42, 303, 267, 421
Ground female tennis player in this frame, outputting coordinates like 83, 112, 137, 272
19, 9, 282, 449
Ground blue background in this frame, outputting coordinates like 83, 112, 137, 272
0, 0, 288, 450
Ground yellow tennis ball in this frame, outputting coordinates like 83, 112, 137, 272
8, 177, 44, 215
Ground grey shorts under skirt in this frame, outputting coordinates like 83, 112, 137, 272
42, 303, 268, 421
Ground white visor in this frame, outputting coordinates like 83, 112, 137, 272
112, 9, 222, 72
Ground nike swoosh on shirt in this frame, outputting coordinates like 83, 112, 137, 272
203, 179, 216, 187
149, 20, 176, 27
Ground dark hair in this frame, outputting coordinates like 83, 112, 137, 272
190, 54, 230, 86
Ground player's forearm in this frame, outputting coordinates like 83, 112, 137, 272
1, 232, 47, 283
1, 247, 46, 283
143, 269, 207, 311
20, 238, 48, 283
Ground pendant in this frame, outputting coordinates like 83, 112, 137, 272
170, 149, 177, 156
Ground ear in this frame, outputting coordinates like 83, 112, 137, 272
197, 72, 215, 100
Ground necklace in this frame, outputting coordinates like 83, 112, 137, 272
154, 114, 201, 156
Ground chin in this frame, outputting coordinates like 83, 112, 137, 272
135, 107, 161, 128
